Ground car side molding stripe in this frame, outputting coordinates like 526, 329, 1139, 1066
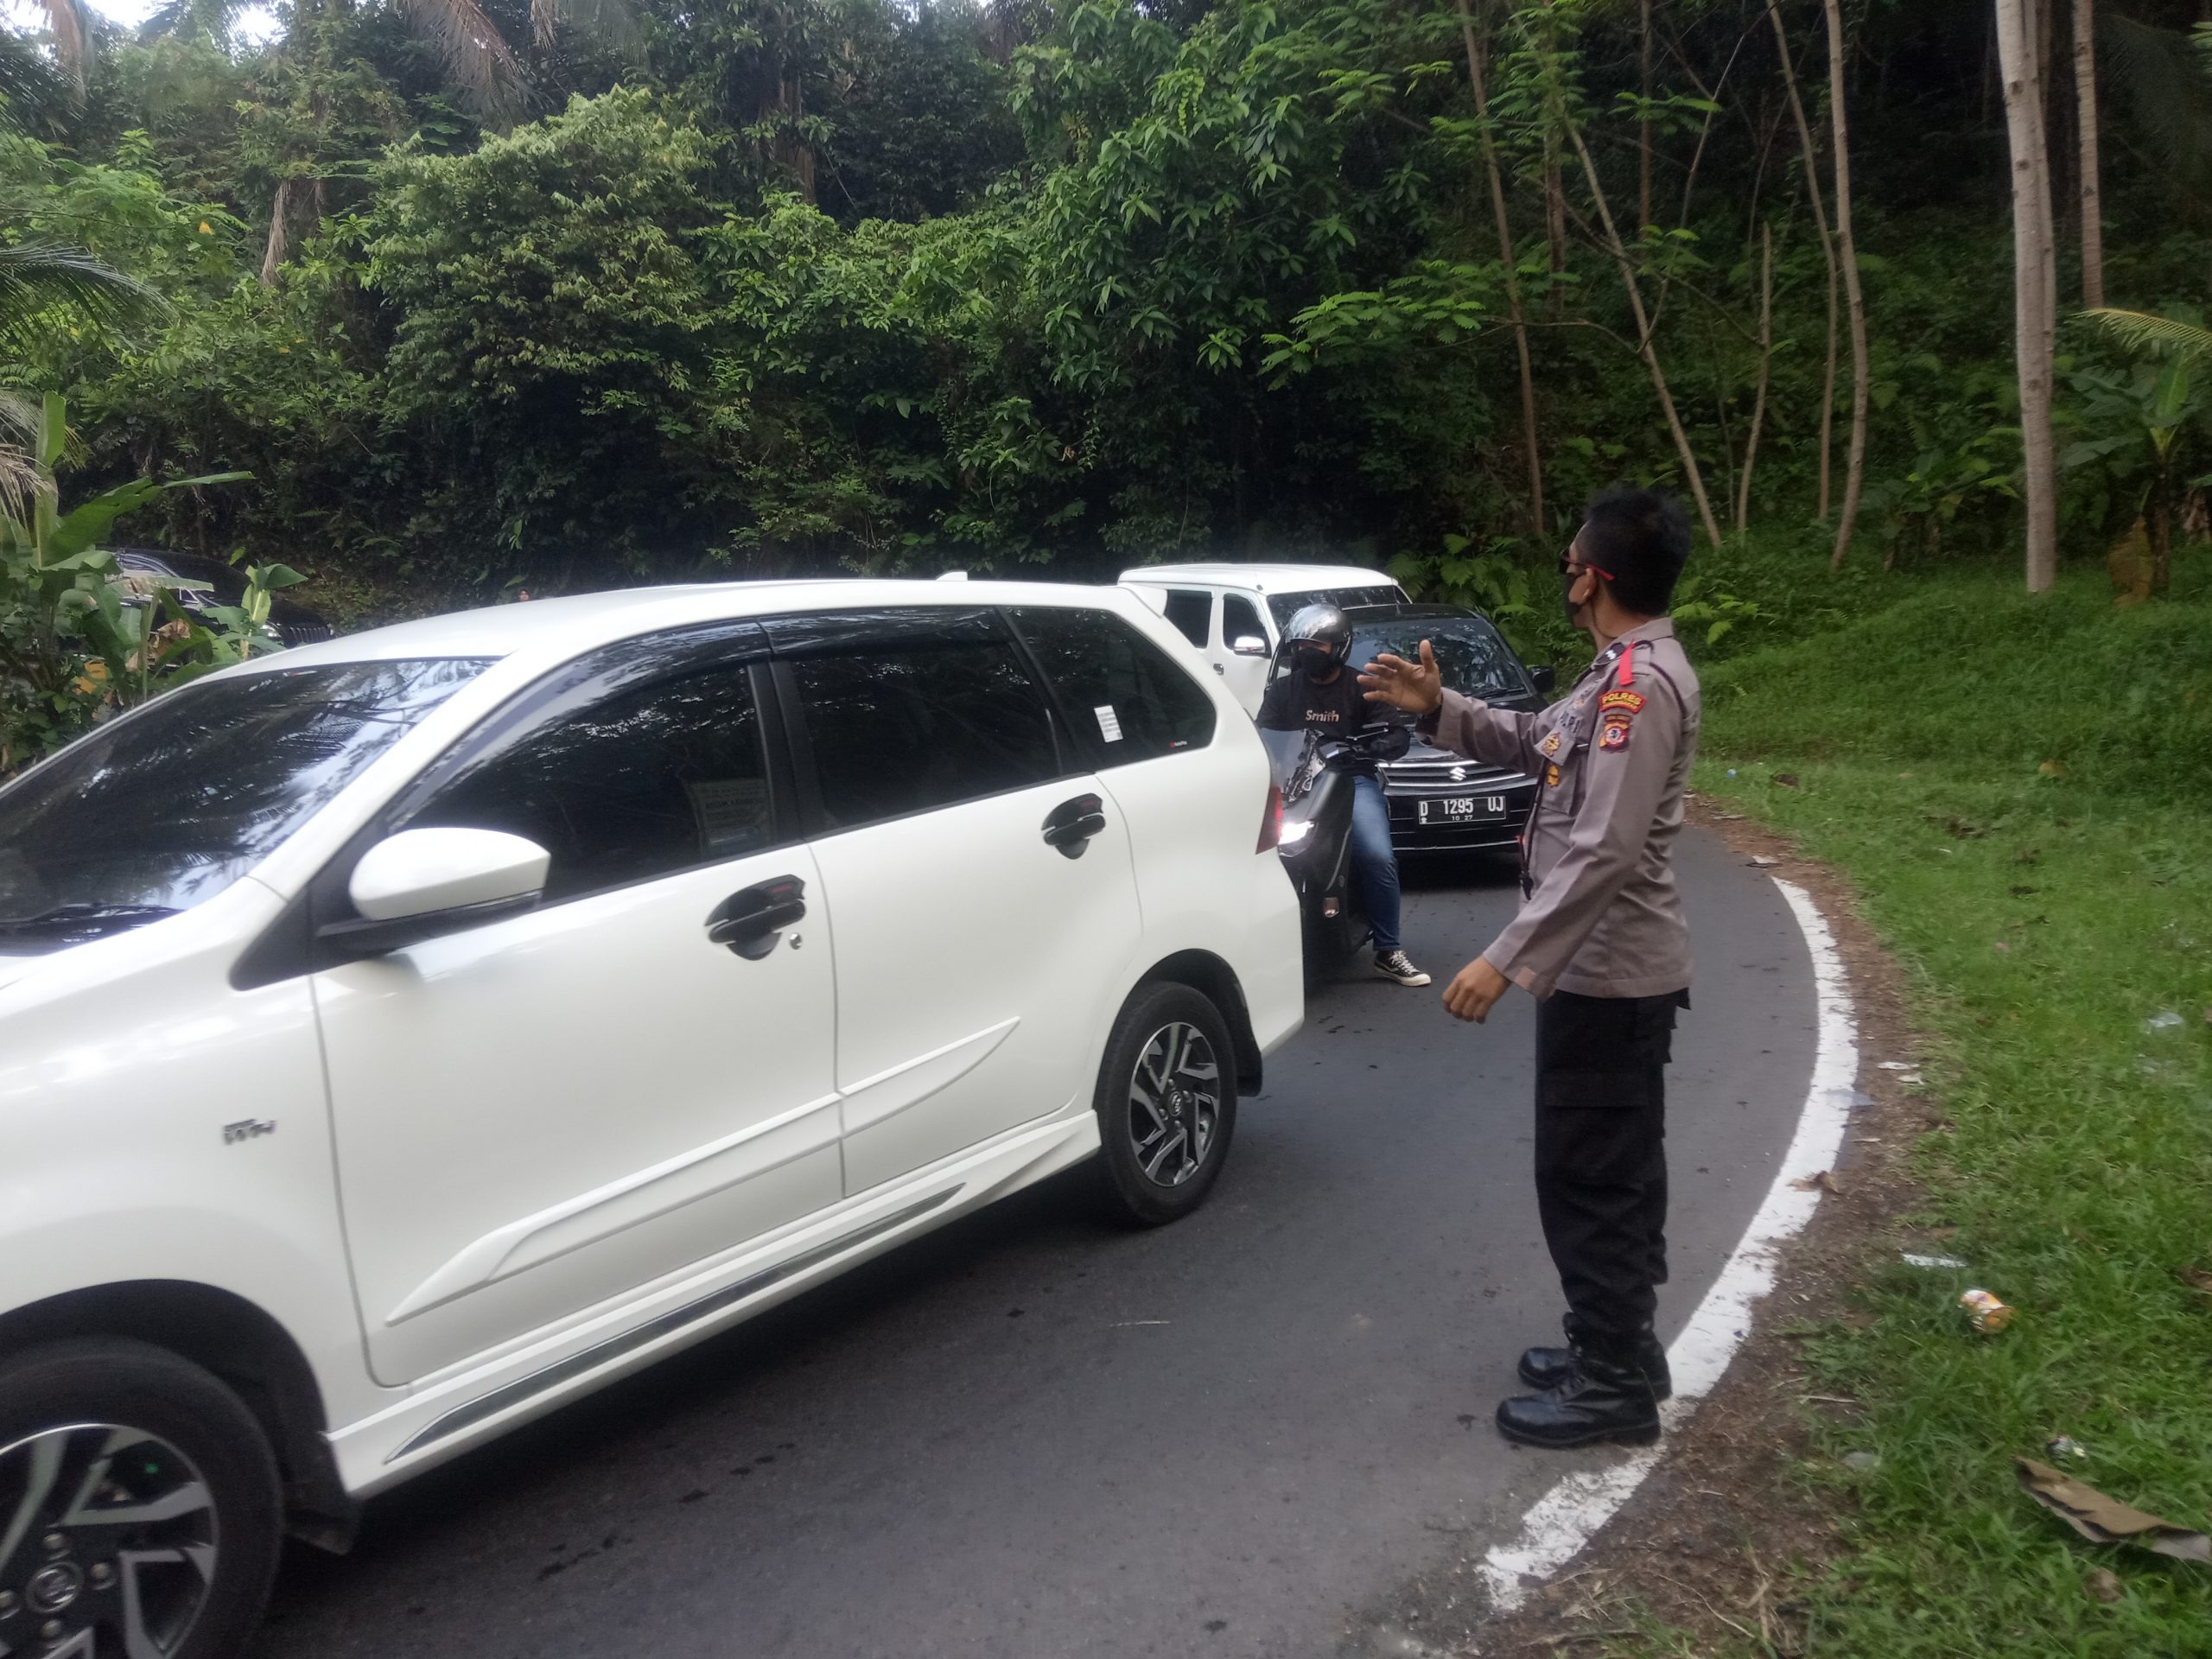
385, 1189, 957, 1464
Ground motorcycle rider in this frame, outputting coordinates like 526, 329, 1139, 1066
1258, 603, 1430, 988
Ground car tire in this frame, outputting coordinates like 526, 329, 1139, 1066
0, 1337, 283, 1659
1090, 982, 1239, 1227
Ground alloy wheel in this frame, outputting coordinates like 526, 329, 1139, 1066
1128, 1021, 1222, 1189
0, 1423, 218, 1658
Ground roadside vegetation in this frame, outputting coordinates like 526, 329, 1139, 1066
7, 0, 2212, 1643
1691, 552, 2212, 1656
8, 1, 2212, 766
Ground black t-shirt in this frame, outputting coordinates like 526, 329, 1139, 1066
1257, 664, 1370, 734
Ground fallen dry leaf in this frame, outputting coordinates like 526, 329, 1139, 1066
2084, 1567, 2124, 1604
2017, 1459, 2212, 1565
1790, 1170, 1843, 1195
2180, 1267, 2212, 1300
2039, 760, 2067, 779
1773, 772, 1801, 787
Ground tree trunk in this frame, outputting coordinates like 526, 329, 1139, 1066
2151, 484, 2172, 594
260, 175, 306, 287
1738, 221, 1775, 533
1638, 0, 1655, 230
1561, 118, 1726, 547
1996, 0, 2061, 594
1457, 0, 1545, 537
1544, 144, 1568, 318
1766, 0, 1841, 519
2074, 0, 2103, 308
1824, 0, 1872, 571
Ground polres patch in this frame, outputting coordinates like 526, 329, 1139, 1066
1599, 688, 1646, 715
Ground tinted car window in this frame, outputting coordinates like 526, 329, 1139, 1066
0, 659, 486, 949
788, 634, 1059, 830
411, 660, 772, 904
1159, 588, 1213, 648
1264, 585, 1407, 628
1012, 607, 1217, 765
1350, 614, 1532, 702
1221, 594, 1267, 649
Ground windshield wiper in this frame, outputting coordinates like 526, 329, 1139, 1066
0, 903, 181, 940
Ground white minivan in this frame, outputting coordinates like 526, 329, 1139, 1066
1118, 563, 1410, 716
0, 580, 1301, 1656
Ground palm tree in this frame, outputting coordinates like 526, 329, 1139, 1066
145, 0, 638, 128
0, 248, 162, 510
135, 0, 639, 279
20, 0, 86, 91
1, 23, 73, 121
2084, 308, 2212, 362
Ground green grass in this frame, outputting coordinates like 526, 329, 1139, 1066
1689, 555, 2212, 1655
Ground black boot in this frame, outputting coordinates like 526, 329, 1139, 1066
1518, 1315, 1671, 1400
1496, 1342, 1662, 1449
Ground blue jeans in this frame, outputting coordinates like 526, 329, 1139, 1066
1350, 775, 1403, 954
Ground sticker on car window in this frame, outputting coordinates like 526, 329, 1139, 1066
687, 779, 770, 855
1094, 705, 1124, 743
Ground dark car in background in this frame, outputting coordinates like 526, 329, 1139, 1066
1344, 603, 1554, 855
111, 547, 334, 649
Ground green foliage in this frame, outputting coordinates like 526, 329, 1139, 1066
0, 394, 250, 766
1698, 557, 2212, 1657
364, 88, 734, 565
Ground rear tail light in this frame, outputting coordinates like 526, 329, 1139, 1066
1256, 783, 1282, 853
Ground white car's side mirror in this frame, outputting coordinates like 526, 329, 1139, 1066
323, 828, 550, 959
1230, 635, 1271, 657
351, 828, 550, 920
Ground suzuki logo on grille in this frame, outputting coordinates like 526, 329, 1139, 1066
1449, 766, 1468, 783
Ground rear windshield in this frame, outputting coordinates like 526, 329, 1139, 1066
1349, 615, 1532, 703
0, 658, 488, 950
1264, 584, 1407, 627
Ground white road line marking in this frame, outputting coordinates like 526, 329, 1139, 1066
1477, 878, 1859, 1611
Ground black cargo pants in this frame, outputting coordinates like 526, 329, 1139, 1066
1533, 988, 1689, 1344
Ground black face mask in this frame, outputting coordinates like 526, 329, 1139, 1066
1560, 568, 1586, 626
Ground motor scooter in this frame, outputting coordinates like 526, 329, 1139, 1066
1261, 720, 1412, 976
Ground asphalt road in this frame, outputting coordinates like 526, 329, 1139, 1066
251, 828, 1818, 1659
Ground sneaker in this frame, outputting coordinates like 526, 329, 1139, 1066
1373, 949, 1431, 988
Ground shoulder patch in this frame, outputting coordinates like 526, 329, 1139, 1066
1598, 714, 1632, 752
1599, 688, 1646, 715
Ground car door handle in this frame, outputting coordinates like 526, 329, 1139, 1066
706, 875, 806, 958
1041, 793, 1108, 859
1212, 662, 1226, 674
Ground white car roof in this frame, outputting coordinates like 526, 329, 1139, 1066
246, 578, 1152, 672
1117, 563, 1400, 596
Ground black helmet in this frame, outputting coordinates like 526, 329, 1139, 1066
1281, 602, 1351, 670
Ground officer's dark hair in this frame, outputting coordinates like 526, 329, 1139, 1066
1578, 486, 1692, 616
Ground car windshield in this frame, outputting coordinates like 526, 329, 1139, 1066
1263, 585, 1405, 627
1350, 614, 1530, 703
0, 658, 489, 949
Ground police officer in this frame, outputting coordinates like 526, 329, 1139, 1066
1360, 486, 1700, 1447
1260, 604, 1430, 988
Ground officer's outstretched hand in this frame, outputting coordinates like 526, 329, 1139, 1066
1443, 957, 1510, 1024
1359, 639, 1443, 716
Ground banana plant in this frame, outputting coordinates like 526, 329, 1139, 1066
2064, 352, 2203, 595
0, 393, 250, 756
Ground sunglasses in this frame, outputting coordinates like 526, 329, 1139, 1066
1557, 550, 1614, 580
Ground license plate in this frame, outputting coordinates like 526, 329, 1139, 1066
1418, 795, 1505, 825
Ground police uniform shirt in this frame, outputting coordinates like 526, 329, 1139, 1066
1420, 618, 1700, 998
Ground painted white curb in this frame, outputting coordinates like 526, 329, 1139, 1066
1477, 878, 1860, 1611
